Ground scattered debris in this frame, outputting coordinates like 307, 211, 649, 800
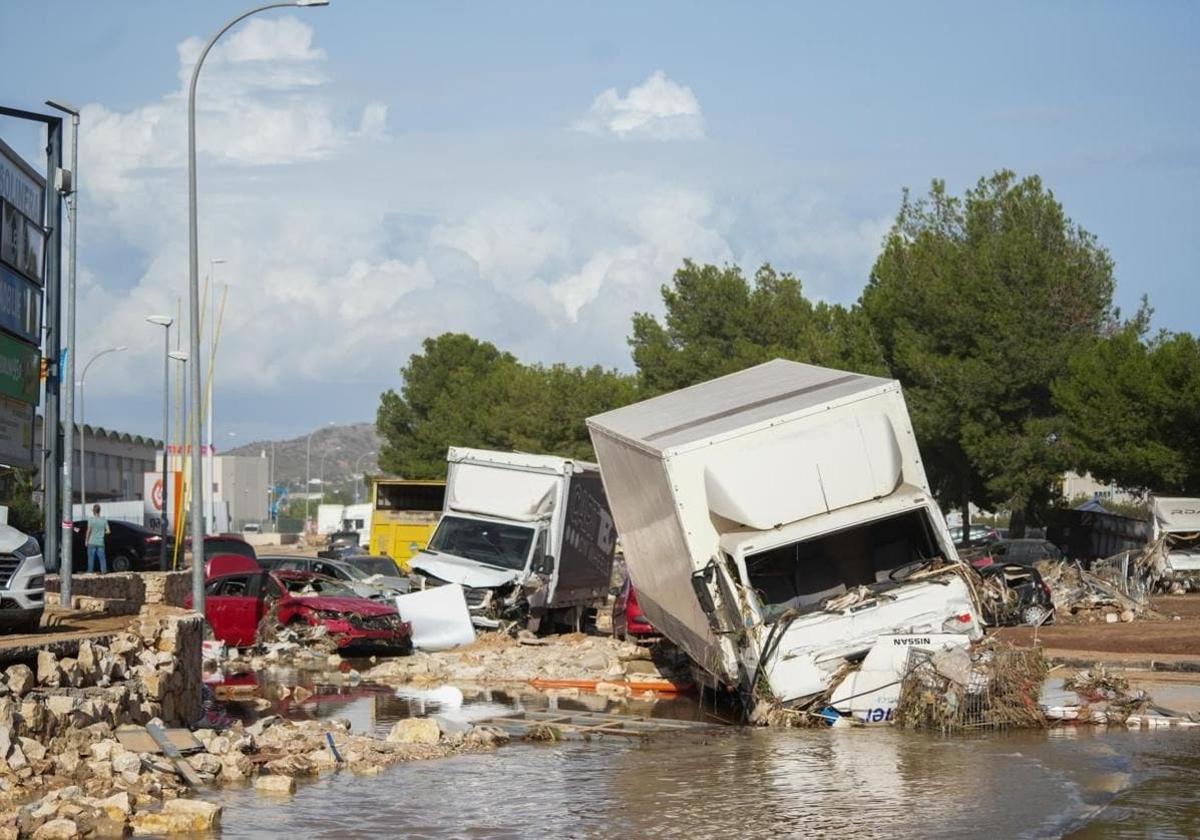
1035, 559, 1156, 622
895, 639, 1048, 733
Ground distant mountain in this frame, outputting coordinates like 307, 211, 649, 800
224, 422, 382, 495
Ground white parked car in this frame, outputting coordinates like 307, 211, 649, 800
0, 524, 45, 633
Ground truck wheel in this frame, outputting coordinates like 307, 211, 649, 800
16, 609, 43, 634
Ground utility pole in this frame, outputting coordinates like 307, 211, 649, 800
43, 119, 64, 596
45, 100, 78, 590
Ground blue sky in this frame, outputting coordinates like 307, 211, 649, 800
1, 1, 1196, 443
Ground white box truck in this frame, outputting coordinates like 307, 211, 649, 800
587, 359, 983, 709
1150, 497, 1200, 590
410, 447, 617, 630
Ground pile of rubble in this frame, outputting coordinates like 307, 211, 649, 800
364, 632, 687, 695
5, 714, 511, 838
1035, 560, 1154, 623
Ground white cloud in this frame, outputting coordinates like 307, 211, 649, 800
574, 71, 705, 141
355, 103, 388, 139
71, 22, 888, 439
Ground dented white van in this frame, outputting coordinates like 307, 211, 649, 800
587, 359, 983, 708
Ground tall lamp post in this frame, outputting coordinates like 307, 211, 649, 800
187, 0, 330, 610
78, 346, 127, 510
319, 446, 340, 504
168, 350, 188, 560
146, 316, 173, 569
205, 257, 225, 536
353, 451, 376, 503
304, 422, 334, 528
45, 99, 79, 589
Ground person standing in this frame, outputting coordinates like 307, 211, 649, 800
85, 504, 110, 574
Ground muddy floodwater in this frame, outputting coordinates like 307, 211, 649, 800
206, 671, 1200, 839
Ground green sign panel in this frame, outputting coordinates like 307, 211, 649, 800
0, 331, 39, 405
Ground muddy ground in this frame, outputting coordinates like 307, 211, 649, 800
994, 595, 1200, 657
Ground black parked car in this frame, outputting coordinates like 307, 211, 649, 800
977, 562, 1056, 626
47, 520, 172, 573
986, 539, 1063, 566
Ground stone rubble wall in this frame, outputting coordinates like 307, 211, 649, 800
44, 572, 192, 610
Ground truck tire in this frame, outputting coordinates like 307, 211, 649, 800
16, 609, 43, 634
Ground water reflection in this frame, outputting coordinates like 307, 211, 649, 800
207, 666, 1200, 839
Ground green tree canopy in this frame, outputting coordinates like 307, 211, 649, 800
862, 170, 1116, 529
629, 261, 885, 394
377, 333, 638, 478
1055, 325, 1200, 494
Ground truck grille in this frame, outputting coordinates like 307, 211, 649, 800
463, 587, 489, 609
0, 554, 20, 588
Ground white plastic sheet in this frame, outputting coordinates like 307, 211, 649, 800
395, 584, 476, 651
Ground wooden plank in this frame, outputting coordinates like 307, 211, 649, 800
116, 727, 204, 754
146, 722, 205, 788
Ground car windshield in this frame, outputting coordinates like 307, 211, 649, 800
333, 563, 369, 581
204, 538, 254, 560
347, 557, 397, 577
427, 515, 535, 571
282, 576, 359, 598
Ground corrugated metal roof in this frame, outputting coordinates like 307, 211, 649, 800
588, 359, 895, 453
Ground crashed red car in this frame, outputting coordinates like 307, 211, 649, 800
612, 576, 656, 640
186, 570, 411, 652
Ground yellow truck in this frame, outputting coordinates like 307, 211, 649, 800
368, 478, 446, 571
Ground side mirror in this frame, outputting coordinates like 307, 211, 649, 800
691, 564, 738, 635
534, 554, 555, 576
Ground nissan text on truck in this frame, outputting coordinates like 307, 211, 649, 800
587, 359, 984, 718
409, 447, 617, 631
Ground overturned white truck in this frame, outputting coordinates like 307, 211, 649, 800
410, 447, 617, 631
587, 359, 984, 714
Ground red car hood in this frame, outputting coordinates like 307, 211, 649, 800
292, 595, 395, 616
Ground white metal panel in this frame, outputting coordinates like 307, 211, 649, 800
587, 359, 895, 455
589, 431, 733, 679
447, 446, 596, 476
446, 461, 559, 521
1152, 497, 1200, 534
703, 413, 902, 529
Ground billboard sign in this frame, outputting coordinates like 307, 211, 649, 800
0, 394, 34, 469
0, 265, 41, 344
0, 138, 43, 223
0, 331, 40, 404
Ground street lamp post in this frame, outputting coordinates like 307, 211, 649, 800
78, 347, 127, 510
146, 316, 173, 569
304, 422, 333, 529
319, 446, 340, 505
187, 0, 330, 611
353, 451, 376, 503
167, 350, 188, 561
205, 258, 225, 536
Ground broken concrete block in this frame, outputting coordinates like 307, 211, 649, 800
130, 798, 221, 835
4, 665, 33, 698
31, 819, 78, 840
254, 774, 296, 795
386, 718, 440, 745
17, 738, 46, 762
36, 651, 61, 687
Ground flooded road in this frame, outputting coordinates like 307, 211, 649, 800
205, 671, 1200, 839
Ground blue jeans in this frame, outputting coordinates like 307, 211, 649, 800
87, 545, 108, 574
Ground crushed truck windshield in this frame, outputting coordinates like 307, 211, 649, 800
427, 515, 535, 572
745, 509, 943, 623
